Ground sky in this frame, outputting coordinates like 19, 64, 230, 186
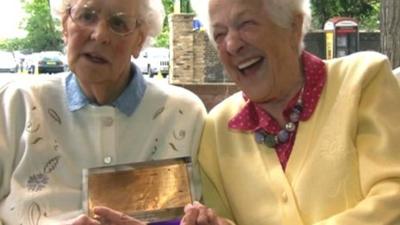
0, 0, 61, 40
0, 0, 25, 39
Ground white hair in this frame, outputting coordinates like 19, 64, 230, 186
57, 0, 165, 45
139, 0, 165, 46
190, 0, 311, 51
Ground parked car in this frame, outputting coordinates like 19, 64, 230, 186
0, 51, 18, 73
132, 47, 169, 78
25, 51, 67, 74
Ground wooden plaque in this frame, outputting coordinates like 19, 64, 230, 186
83, 157, 193, 223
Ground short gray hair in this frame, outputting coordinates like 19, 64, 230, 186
57, 0, 165, 45
190, 0, 311, 51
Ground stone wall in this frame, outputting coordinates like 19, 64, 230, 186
202, 34, 226, 82
170, 14, 231, 84
177, 83, 240, 111
169, 13, 196, 83
193, 30, 207, 83
169, 13, 235, 111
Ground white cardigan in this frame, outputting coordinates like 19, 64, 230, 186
0, 74, 206, 225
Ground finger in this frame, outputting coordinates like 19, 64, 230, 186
93, 206, 119, 224
196, 206, 210, 225
180, 206, 199, 225
184, 203, 195, 213
192, 201, 204, 208
93, 206, 123, 222
206, 208, 219, 225
93, 206, 144, 225
65, 214, 101, 225
192, 201, 201, 205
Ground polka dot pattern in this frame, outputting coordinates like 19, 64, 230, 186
228, 51, 326, 170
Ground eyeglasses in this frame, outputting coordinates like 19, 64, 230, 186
67, 4, 142, 36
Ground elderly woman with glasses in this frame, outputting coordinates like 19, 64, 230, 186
0, 0, 206, 224
179, 0, 400, 225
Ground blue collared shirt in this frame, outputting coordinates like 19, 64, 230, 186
65, 63, 147, 116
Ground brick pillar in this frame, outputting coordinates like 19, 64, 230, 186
203, 34, 226, 82
193, 31, 207, 83
169, 13, 196, 84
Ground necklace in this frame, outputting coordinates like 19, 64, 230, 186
254, 88, 304, 148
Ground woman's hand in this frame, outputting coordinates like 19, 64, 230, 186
180, 202, 229, 225
60, 214, 101, 225
61, 206, 146, 225
93, 206, 146, 225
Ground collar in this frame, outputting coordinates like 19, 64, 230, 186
228, 51, 326, 132
65, 63, 147, 116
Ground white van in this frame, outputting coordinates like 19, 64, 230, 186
0, 51, 18, 73
132, 47, 169, 78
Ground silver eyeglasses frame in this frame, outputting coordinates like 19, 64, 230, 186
66, 4, 142, 37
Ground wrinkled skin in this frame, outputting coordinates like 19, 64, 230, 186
60, 207, 145, 225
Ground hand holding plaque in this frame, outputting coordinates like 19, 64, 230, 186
83, 157, 194, 224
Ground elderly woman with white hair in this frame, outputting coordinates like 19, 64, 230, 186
181, 0, 400, 224
0, 0, 206, 224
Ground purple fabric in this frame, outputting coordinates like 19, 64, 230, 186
149, 218, 181, 225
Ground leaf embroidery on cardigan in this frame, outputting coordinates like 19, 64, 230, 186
53, 140, 59, 151
26, 121, 40, 133
27, 202, 41, 225
152, 146, 158, 156
43, 156, 60, 174
151, 138, 159, 157
169, 142, 179, 152
48, 108, 62, 125
27, 156, 60, 192
152, 106, 165, 120
173, 130, 186, 140
26, 173, 49, 192
31, 137, 43, 145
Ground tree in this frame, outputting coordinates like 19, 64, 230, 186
22, 0, 63, 52
0, 38, 28, 52
180, 0, 192, 13
154, 0, 192, 47
311, 0, 380, 30
163, 0, 174, 13
380, 0, 400, 68
153, 0, 173, 47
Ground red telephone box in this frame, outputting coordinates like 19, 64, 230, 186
324, 17, 359, 59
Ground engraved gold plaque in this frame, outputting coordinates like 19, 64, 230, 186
83, 157, 193, 223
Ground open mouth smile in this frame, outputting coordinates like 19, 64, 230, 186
237, 57, 263, 74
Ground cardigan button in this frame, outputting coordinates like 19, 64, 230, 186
103, 156, 112, 164
102, 117, 114, 127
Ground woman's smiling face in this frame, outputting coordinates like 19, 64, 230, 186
209, 0, 303, 103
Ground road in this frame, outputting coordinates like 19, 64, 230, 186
0, 72, 170, 83
0, 72, 20, 76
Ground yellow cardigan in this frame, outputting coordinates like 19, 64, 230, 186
198, 51, 400, 225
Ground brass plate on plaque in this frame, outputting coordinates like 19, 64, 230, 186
83, 157, 193, 222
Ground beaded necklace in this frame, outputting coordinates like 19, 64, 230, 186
254, 87, 304, 148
